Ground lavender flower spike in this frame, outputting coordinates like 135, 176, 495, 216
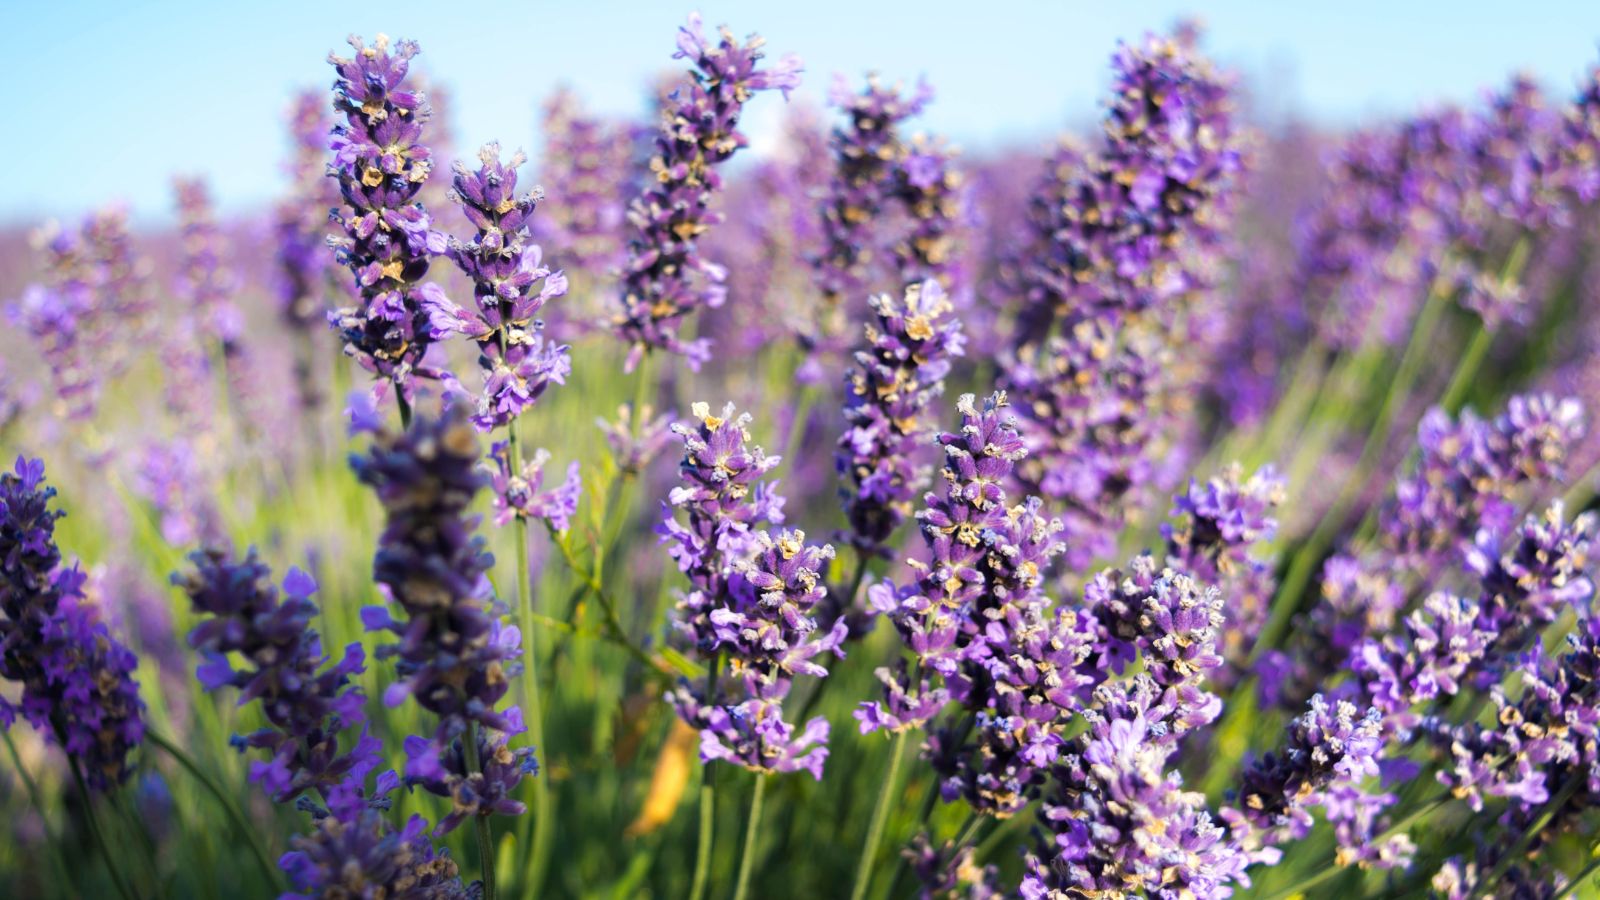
325, 34, 452, 401
836, 279, 966, 558
440, 142, 572, 431
612, 15, 802, 371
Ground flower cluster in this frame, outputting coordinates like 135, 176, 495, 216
835, 280, 966, 558
813, 75, 934, 306
175, 547, 374, 802
325, 34, 451, 399
172, 177, 242, 353
888, 135, 964, 289
352, 406, 536, 831
432, 143, 572, 430
1382, 394, 1584, 570
279, 780, 472, 900
0, 457, 145, 792
612, 15, 802, 371
484, 441, 582, 532
537, 88, 634, 282
275, 90, 339, 412
660, 402, 845, 778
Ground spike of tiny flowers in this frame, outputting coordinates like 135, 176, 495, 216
352, 405, 535, 831
659, 402, 844, 778
325, 34, 453, 402
279, 780, 473, 899
835, 279, 966, 559
174, 546, 375, 802
0, 456, 145, 792
440, 142, 572, 431
484, 441, 581, 532
611, 14, 802, 371
173, 176, 243, 353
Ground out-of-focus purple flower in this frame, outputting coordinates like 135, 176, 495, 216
173, 177, 243, 352
1022, 704, 1249, 900
1383, 394, 1584, 570
890, 135, 963, 289
484, 441, 581, 532
659, 403, 844, 778
133, 438, 217, 548
353, 406, 535, 831
903, 832, 1002, 900
325, 34, 453, 400
275, 90, 340, 412
536, 88, 634, 287
612, 15, 802, 371
836, 280, 965, 559
1467, 502, 1596, 661
0, 457, 145, 792
598, 404, 677, 474
279, 781, 472, 899
439, 143, 572, 431
175, 547, 375, 802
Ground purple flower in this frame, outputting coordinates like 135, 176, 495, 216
174, 547, 375, 802
836, 280, 966, 559
536, 88, 634, 285
441, 143, 572, 431
279, 781, 471, 899
275, 90, 341, 412
173, 176, 242, 352
484, 441, 581, 532
325, 34, 452, 399
0, 457, 145, 792
352, 406, 535, 829
612, 15, 802, 371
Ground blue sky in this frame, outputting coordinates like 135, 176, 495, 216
2, 1, 1598, 224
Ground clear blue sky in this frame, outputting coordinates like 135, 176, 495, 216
2, 1, 1598, 224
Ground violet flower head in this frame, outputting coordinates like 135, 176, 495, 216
813, 74, 934, 306
325, 34, 452, 398
537, 87, 633, 281
1352, 591, 1495, 719
173, 176, 243, 352
276, 90, 340, 411
903, 832, 1002, 900
890, 135, 963, 289
836, 279, 966, 558
403, 709, 537, 835
352, 405, 534, 831
612, 15, 802, 371
440, 143, 572, 431
279, 782, 472, 900
659, 403, 844, 778
484, 441, 581, 532
0, 457, 145, 792
175, 547, 375, 802
1022, 706, 1249, 900
1467, 502, 1596, 656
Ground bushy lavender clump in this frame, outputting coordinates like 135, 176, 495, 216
325, 34, 452, 401
813, 75, 933, 307
436, 144, 571, 432
175, 547, 375, 802
612, 15, 802, 371
1383, 394, 1584, 570
836, 279, 965, 558
352, 407, 536, 832
0, 457, 145, 792
660, 402, 845, 778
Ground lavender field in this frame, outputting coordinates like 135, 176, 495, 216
5, 7, 1600, 899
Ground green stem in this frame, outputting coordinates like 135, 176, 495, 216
3, 731, 74, 890
507, 422, 553, 897
1552, 846, 1600, 900
850, 729, 910, 900
1250, 275, 1453, 664
731, 774, 768, 900
66, 755, 138, 900
465, 724, 497, 900
146, 730, 280, 890
688, 781, 715, 900
395, 390, 412, 429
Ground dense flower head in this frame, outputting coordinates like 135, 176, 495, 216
659, 402, 844, 776
277, 91, 340, 329
1353, 591, 1496, 720
1084, 555, 1225, 738
1228, 695, 1383, 848
436, 143, 572, 430
325, 33, 451, 395
536, 87, 635, 281
1467, 502, 1596, 658
402, 710, 537, 835
0, 457, 145, 792
813, 74, 934, 305
279, 781, 472, 900
173, 176, 243, 350
1164, 463, 1284, 667
612, 14, 802, 371
903, 832, 1002, 900
1383, 394, 1585, 569
836, 280, 966, 558
1022, 708, 1249, 900
175, 547, 374, 802
889, 135, 964, 288
1564, 61, 1600, 201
